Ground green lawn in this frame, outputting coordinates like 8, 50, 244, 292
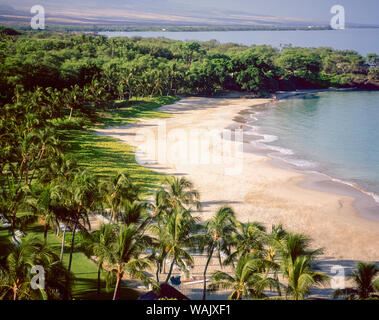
61, 96, 178, 195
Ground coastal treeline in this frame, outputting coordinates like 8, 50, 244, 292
0, 28, 379, 300
1, 29, 379, 106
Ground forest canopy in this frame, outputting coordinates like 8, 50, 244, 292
0, 29, 378, 106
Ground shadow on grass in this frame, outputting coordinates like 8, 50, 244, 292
62, 128, 164, 195
97, 96, 177, 128
58, 96, 181, 194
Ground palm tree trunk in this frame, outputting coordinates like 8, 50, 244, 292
165, 259, 176, 283
67, 222, 77, 272
97, 262, 102, 294
60, 227, 66, 261
24, 165, 29, 184
69, 107, 73, 120
10, 209, 16, 238
19, 159, 26, 185
43, 223, 49, 243
275, 271, 281, 296
113, 270, 123, 300
202, 247, 214, 300
10, 210, 20, 245
29, 146, 45, 186
13, 285, 18, 300
156, 262, 161, 283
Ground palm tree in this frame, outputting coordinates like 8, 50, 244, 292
62, 85, 83, 120
54, 170, 99, 272
31, 184, 58, 243
17, 132, 35, 185
0, 175, 30, 243
150, 205, 197, 283
148, 219, 170, 283
262, 224, 288, 297
333, 262, 379, 300
105, 224, 154, 300
119, 199, 151, 228
28, 128, 62, 186
77, 223, 117, 294
40, 154, 79, 184
162, 177, 201, 211
151, 187, 171, 218
101, 172, 140, 221
166, 207, 197, 283
275, 232, 326, 300
198, 206, 237, 300
210, 253, 279, 300
0, 236, 73, 300
225, 221, 266, 265
275, 233, 323, 265
283, 255, 328, 300
43, 205, 73, 262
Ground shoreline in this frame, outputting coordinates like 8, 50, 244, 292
274, 88, 359, 100
96, 96, 379, 295
228, 100, 379, 224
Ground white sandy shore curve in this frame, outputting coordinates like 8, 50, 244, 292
96, 97, 379, 296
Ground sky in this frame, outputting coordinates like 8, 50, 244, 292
2, 0, 379, 26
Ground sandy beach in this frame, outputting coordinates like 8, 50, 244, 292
96, 97, 379, 298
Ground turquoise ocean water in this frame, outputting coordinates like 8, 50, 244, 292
246, 91, 379, 203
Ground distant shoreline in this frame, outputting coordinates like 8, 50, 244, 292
93, 26, 379, 34
3, 22, 379, 33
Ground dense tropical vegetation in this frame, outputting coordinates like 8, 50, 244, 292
0, 27, 378, 300
1, 28, 379, 105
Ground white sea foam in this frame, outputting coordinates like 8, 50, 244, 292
259, 134, 278, 143
372, 193, 379, 203
266, 145, 295, 155
331, 178, 379, 204
246, 127, 295, 156
278, 157, 318, 168
244, 124, 258, 130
